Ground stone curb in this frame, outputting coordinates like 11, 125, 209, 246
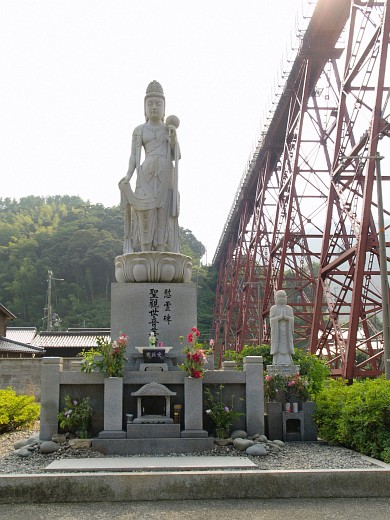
1, 468, 390, 504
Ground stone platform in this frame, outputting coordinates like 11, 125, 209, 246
46, 456, 256, 472
91, 437, 214, 455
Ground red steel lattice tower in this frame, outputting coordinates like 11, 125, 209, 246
212, 0, 390, 379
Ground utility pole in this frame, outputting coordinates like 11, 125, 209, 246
46, 269, 64, 331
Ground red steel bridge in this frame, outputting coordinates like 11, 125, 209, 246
212, 0, 390, 380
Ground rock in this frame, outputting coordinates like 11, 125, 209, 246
231, 430, 248, 440
68, 439, 92, 449
26, 434, 40, 445
233, 438, 254, 451
40, 441, 60, 454
214, 438, 233, 447
258, 435, 268, 443
246, 443, 268, 456
13, 447, 33, 458
272, 439, 285, 448
52, 433, 68, 444
14, 439, 30, 450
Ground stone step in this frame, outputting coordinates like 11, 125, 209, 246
92, 437, 214, 455
46, 455, 257, 472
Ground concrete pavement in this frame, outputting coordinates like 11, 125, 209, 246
1, 498, 390, 519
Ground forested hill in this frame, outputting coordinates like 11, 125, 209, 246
0, 196, 215, 334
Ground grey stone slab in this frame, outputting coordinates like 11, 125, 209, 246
45, 456, 257, 472
98, 430, 126, 439
180, 429, 208, 438
92, 437, 214, 455
127, 423, 180, 438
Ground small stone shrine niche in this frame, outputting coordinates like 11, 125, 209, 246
131, 382, 176, 424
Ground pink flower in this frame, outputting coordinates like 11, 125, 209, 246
187, 333, 194, 343
209, 339, 215, 347
265, 374, 272, 382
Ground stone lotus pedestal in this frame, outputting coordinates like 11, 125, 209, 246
115, 252, 192, 283
99, 377, 126, 439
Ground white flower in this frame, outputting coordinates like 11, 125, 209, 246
206, 409, 211, 414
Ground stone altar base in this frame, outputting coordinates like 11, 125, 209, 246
92, 437, 214, 455
111, 282, 197, 356
127, 423, 180, 438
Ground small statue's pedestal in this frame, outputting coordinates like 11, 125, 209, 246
266, 364, 299, 377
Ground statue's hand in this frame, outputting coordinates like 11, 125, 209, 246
167, 124, 177, 145
120, 174, 131, 185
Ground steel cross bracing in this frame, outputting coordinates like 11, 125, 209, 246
212, 0, 390, 378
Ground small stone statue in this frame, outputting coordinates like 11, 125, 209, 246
119, 80, 180, 253
270, 290, 294, 365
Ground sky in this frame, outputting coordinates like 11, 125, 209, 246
1, 0, 313, 262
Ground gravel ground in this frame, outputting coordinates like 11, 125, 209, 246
0, 422, 383, 475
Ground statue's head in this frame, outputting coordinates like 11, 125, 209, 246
275, 290, 287, 305
144, 80, 165, 122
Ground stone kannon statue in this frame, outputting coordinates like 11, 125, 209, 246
115, 81, 192, 283
270, 290, 294, 365
119, 80, 180, 254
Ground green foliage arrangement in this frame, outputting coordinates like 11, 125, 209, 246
0, 387, 40, 434
180, 327, 208, 378
264, 373, 310, 402
204, 385, 244, 438
315, 378, 390, 463
263, 373, 286, 401
79, 333, 128, 377
58, 395, 93, 437
292, 348, 330, 395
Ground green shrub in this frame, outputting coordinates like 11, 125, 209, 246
292, 348, 330, 396
223, 345, 272, 368
0, 387, 40, 434
315, 378, 349, 443
315, 377, 390, 462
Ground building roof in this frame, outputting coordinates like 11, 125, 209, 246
0, 303, 17, 320
31, 329, 111, 349
6, 327, 37, 344
0, 336, 45, 355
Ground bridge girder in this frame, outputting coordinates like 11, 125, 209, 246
213, 0, 390, 379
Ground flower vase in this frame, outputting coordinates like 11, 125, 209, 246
76, 428, 88, 439
206, 353, 215, 370
215, 427, 229, 439
104, 377, 123, 432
